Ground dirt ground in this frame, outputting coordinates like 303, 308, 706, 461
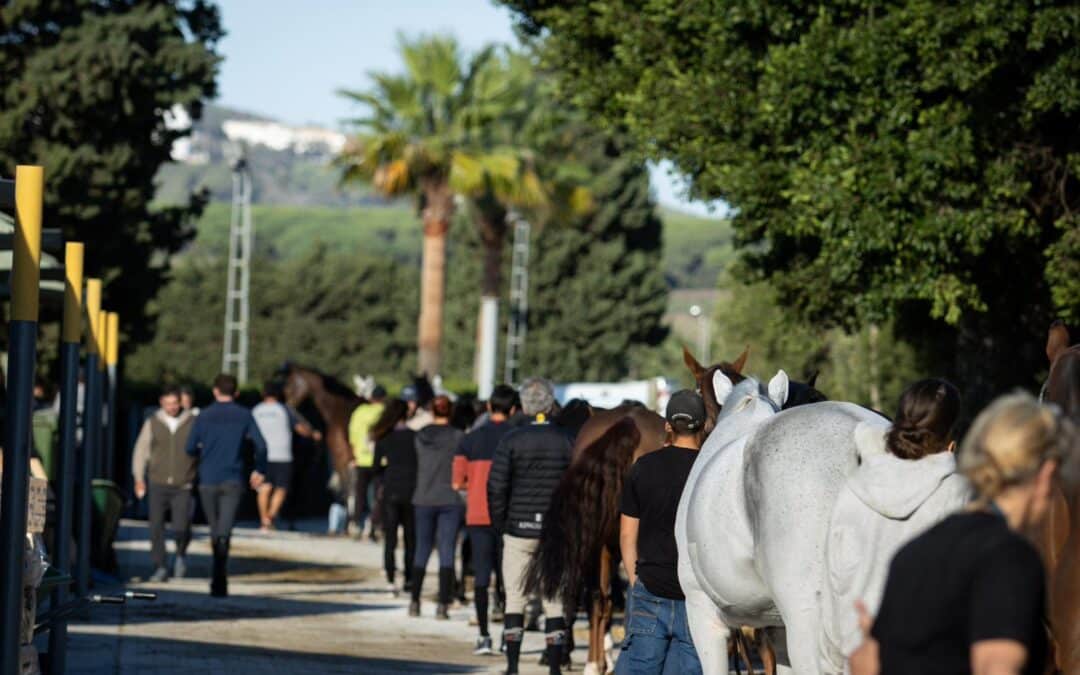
58, 520, 608, 674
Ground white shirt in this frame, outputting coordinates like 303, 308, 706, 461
252, 401, 295, 463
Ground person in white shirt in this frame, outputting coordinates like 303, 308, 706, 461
819, 378, 971, 673
252, 381, 320, 531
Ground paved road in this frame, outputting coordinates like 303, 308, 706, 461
62, 520, 602, 674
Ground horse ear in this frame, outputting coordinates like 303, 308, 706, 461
683, 345, 705, 378
806, 370, 819, 388
1048, 320, 1071, 363
732, 346, 750, 374
768, 370, 790, 407
712, 370, 735, 406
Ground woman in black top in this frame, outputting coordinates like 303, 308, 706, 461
851, 392, 1075, 675
372, 399, 417, 594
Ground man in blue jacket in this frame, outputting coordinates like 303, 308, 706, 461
185, 373, 267, 597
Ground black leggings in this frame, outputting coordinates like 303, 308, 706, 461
382, 497, 415, 584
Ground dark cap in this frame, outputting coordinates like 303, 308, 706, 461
400, 385, 418, 402
371, 384, 387, 400
666, 389, 706, 431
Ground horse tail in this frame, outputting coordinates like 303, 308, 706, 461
525, 416, 641, 610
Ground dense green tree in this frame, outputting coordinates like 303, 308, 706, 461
502, 0, 1080, 404
0, 1, 222, 343
127, 247, 418, 387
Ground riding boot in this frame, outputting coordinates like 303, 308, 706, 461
410, 567, 425, 601
504, 613, 524, 674
544, 616, 567, 675
436, 566, 454, 619
210, 536, 229, 597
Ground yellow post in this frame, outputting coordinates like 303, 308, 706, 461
12, 165, 43, 322
106, 312, 119, 366
62, 243, 85, 344
85, 279, 102, 356
96, 311, 107, 371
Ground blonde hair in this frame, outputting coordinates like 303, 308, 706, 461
959, 392, 1076, 504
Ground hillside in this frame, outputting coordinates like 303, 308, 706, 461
180, 202, 732, 288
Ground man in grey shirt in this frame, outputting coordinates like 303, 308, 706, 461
252, 381, 319, 531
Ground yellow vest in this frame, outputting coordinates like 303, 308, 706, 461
348, 402, 384, 467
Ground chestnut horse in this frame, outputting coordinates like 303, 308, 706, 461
281, 363, 363, 497
1041, 321, 1080, 672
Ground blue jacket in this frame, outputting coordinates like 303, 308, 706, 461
185, 400, 268, 485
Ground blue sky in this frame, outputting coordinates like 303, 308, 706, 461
214, 0, 723, 216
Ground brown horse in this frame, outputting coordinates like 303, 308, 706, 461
1041, 321, 1080, 673
281, 363, 363, 496
525, 352, 752, 674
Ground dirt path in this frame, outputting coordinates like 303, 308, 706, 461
63, 520, 600, 674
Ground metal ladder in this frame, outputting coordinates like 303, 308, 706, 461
503, 213, 531, 385
222, 157, 252, 384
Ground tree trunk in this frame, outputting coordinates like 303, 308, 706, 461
475, 202, 507, 396
418, 179, 453, 377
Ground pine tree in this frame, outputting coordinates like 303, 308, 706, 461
0, 1, 222, 343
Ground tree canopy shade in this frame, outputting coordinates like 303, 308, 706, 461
503, 0, 1080, 399
0, 0, 221, 344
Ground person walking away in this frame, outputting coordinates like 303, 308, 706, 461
372, 399, 418, 594
819, 379, 970, 673
185, 373, 267, 597
615, 390, 706, 675
252, 381, 320, 532
348, 385, 386, 538
488, 377, 574, 675
406, 383, 436, 431
409, 395, 465, 619
850, 392, 1076, 675
453, 384, 517, 655
131, 386, 197, 581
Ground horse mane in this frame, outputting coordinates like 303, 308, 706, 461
524, 416, 641, 609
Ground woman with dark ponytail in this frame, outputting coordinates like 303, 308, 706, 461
819, 379, 971, 672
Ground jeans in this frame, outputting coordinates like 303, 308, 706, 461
199, 482, 245, 539
148, 483, 192, 569
615, 580, 702, 675
413, 504, 463, 569
382, 497, 415, 584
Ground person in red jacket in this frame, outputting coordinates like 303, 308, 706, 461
453, 384, 517, 656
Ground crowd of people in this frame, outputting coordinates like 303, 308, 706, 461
128, 368, 1077, 675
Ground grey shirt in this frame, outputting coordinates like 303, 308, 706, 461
412, 424, 465, 507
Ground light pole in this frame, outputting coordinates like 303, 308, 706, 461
689, 304, 710, 364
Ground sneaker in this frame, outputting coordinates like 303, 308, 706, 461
172, 555, 187, 579
148, 567, 169, 582
408, 600, 420, 617
473, 636, 493, 655
435, 603, 450, 620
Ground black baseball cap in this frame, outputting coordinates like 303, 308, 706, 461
666, 389, 706, 431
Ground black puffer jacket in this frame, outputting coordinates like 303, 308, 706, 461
487, 419, 573, 538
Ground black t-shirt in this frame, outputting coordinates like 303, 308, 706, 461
872, 511, 1047, 675
373, 428, 418, 502
619, 445, 698, 600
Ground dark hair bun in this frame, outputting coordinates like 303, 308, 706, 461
886, 378, 961, 460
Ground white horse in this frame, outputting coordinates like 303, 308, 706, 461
676, 370, 888, 674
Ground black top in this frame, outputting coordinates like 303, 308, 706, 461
873, 511, 1047, 675
373, 428, 417, 503
620, 445, 698, 600
487, 420, 574, 538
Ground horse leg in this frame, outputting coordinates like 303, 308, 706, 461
599, 548, 614, 674
683, 586, 730, 675
586, 547, 611, 675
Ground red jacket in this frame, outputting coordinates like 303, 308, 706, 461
452, 419, 514, 526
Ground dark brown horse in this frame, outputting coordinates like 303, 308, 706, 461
525, 351, 751, 674
281, 363, 363, 496
1041, 320, 1080, 673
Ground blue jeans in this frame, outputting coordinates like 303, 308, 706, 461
615, 580, 703, 675
413, 504, 463, 569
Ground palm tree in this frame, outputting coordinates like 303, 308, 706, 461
338, 34, 490, 376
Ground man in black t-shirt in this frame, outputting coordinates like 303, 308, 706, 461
616, 390, 705, 675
